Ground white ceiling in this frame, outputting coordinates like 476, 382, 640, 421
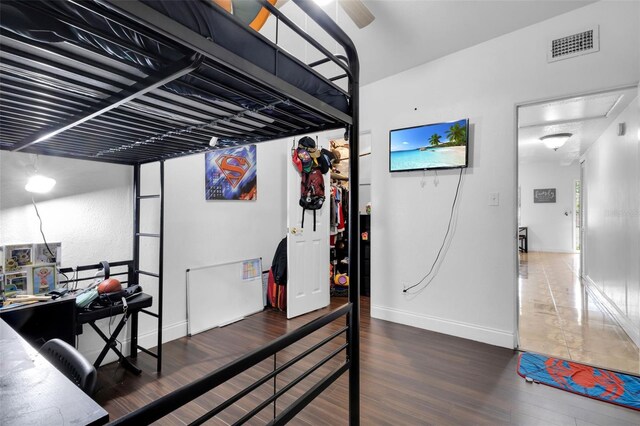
518, 86, 638, 165
304, 0, 596, 85
287, 0, 634, 166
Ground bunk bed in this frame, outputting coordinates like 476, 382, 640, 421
0, 0, 360, 424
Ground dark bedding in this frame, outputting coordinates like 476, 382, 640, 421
0, 0, 349, 116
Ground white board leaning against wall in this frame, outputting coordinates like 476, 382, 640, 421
186, 258, 263, 336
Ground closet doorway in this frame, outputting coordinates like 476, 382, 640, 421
329, 137, 350, 299
329, 132, 372, 300
359, 132, 372, 298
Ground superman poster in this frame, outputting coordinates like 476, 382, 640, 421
205, 145, 257, 200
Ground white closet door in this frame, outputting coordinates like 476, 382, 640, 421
286, 138, 330, 319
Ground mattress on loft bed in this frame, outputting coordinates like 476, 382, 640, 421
144, 1, 349, 115
1, 0, 349, 120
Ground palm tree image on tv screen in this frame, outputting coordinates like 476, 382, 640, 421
390, 119, 468, 171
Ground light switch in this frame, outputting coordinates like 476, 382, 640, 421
489, 192, 500, 206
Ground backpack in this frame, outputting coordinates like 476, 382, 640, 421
299, 168, 325, 231
267, 268, 286, 311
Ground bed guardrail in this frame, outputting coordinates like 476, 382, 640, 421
254, 0, 353, 84
109, 303, 353, 425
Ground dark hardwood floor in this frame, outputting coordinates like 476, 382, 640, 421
95, 297, 640, 425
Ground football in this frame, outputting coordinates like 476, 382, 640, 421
97, 278, 122, 294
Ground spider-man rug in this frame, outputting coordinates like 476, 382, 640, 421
518, 352, 640, 411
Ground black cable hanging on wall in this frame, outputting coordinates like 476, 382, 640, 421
32, 196, 70, 283
32, 196, 55, 260
403, 167, 465, 294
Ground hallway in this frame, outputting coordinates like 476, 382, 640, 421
519, 251, 640, 375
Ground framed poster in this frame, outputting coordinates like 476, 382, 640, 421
32, 264, 57, 294
205, 145, 257, 200
5, 271, 28, 296
534, 188, 556, 203
10, 247, 32, 266
35, 243, 61, 265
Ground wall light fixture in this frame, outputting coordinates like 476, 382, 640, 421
25, 174, 57, 193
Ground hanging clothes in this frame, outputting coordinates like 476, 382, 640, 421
268, 237, 287, 310
330, 185, 338, 231
336, 185, 345, 233
271, 237, 287, 285
341, 186, 349, 234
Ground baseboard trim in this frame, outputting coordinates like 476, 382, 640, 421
584, 275, 640, 348
371, 305, 514, 349
528, 248, 578, 254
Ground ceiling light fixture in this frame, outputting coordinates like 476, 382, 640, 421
540, 133, 572, 151
25, 174, 56, 194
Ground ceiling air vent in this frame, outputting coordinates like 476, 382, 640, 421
548, 25, 599, 63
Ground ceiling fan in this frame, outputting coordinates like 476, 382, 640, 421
276, 0, 375, 29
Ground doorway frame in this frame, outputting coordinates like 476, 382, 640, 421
513, 82, 639, 350
573, 178, 581, 255
325, 129, 373, 300
579, 164, 587, 276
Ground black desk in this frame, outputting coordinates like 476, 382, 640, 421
0, 319, 109, 425
1, 292, 153, 375
77, 293, 153, 375
0, 297, 76, 347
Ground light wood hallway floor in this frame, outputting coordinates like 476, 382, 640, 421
519, 251, 639, 375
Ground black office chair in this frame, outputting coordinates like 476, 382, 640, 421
40, 338, 97, 396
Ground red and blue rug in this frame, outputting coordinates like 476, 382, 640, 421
518, 352, 640, 411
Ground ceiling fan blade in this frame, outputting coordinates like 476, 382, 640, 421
339, 0, 375, 29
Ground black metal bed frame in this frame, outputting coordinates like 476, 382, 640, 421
0, 0, 353, 163
1, 0, 360, 423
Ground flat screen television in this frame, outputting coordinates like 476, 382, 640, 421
389, 118, 469, 172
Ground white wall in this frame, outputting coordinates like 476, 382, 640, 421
363, 1, 639, 348
519, 161, 579, 253
154, 140, 288, 343
0, 152, 133, 263
583, 96, 640, 347
0, 151, 133, 361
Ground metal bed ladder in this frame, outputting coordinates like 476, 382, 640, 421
133, 161, 165, 372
